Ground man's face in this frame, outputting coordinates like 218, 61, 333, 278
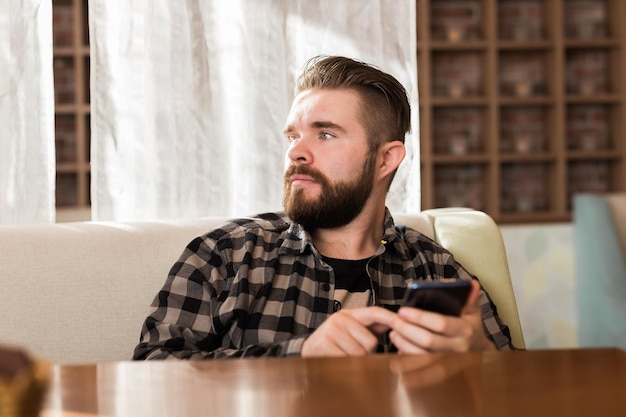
282, 88, 377, 230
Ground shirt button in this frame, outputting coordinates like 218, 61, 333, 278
333, 301, 341, 312
322, 283, 331, 291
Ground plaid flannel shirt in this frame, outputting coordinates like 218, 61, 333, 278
133, 209, 513, 360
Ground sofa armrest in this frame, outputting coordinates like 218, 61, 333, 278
421, 208, 525, 349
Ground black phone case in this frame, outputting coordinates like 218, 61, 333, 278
402, 280, 472, 316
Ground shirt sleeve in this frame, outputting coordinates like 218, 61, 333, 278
476, 285, 517, 351
132, 235, 308, 360
451, 260, 517, 351
133, 316, 307, 359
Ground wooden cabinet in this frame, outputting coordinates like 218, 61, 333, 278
418, 0, 626, 223
52, 0, 90, 221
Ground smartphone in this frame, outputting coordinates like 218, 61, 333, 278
401, 280, 472, 317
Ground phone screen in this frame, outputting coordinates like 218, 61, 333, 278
401, 280, 472, 316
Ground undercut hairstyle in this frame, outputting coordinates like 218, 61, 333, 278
295, 55, 411, 151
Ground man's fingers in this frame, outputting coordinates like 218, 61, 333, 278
350, 306, 396, 331
302, 307, 393, 357
389, 330, 430, 354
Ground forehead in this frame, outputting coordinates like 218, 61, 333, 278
286, 88, 363, 124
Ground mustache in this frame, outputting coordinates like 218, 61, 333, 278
284, 165, 327, 184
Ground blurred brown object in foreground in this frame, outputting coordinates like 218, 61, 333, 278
0, 344, 50, 417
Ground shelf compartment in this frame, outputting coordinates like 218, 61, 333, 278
566, 104, 615, 151
499, 50, 551, 97
53, 57, 76, 104
497, 0, 547, 41
434, 164, 487, 210
55, 114, 77, 163
433, 107, 487, 155
52, 0, 74, 47
430, 0, 484, 42
500, 162, 552, 213
564, 0, 610, 40
500, 106, 550, 154
56, 172, 79, 207
432, 51, 486, 98
567, 160, 615, 208
565, 49, 612, 95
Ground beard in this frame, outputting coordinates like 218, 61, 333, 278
283, 153, 376, 230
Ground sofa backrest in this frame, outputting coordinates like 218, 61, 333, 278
0, 218, 228, 363
0, 210, 523, 363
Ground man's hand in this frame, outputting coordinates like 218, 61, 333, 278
301, 306, 396, 357
389, 280, 496, 353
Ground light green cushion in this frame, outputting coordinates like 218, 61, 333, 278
574, 194, 626, 349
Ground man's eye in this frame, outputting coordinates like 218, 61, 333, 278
287, 135, 299, 143
321, 132, 334, 140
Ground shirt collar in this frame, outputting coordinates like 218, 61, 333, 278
277, 208, 411, 260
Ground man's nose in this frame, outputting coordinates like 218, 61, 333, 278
286, 136, 313, 165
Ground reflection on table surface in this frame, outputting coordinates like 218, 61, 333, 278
42, 348, 626, 417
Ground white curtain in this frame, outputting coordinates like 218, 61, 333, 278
0, 0, 55, 224
90, 1, 419, 221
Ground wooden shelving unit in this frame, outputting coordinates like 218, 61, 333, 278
418, 0, 626, 223
52, 0, 91, 221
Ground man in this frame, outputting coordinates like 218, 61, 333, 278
133, 55, 513, 360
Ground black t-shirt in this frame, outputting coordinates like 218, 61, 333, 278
321, 255, 370, 311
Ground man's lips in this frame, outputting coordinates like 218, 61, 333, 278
289, 174, 317, 187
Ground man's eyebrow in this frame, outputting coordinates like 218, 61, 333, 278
311, 121, 345, 131
283, 121, 346, 134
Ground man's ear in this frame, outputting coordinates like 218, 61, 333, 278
378, 140, 406, 179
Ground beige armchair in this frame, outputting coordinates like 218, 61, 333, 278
0, 208, 523, 363
397, 208, 525, 349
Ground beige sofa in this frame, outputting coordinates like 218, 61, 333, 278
0, 209, 524, 364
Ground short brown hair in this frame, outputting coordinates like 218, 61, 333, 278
296, 55, 411, 151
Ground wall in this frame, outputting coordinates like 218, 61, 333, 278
500, 223, 577, 349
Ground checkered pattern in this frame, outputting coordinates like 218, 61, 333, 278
133, 209, 513, 359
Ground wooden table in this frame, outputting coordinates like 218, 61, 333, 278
41, 348, 626, 417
